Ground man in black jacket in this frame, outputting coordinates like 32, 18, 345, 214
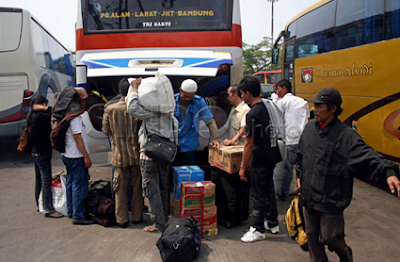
297, 87, 400, 262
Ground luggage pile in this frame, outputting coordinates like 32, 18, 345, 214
170, 166, 218, 236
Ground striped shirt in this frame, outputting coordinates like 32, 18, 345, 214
102, 99, 140, 167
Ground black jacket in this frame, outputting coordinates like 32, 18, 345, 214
297, 118, 399, 213
31, 107, 52, 153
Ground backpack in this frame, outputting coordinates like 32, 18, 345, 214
262, 98, 284, 147
156, 217, 201, 262
285, 195, 308, 251
86, 179, 116, 227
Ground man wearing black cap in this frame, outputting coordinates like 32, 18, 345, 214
297, 87, 400, 262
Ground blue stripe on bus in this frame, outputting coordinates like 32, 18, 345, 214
79, 57, 232, 69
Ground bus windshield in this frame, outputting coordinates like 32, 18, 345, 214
0, 9, 22, 52
84, 0, 232, 33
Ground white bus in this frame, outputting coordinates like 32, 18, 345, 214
0, 7, 75, 138
75, 0, 243, 152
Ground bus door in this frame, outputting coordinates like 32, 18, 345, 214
283, 38, 295, 89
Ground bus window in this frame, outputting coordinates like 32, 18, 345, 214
85, 0, 232, 33
0, 10, 22, 52
295, 1, 335, 58
385, 0, 400, 40
336, 0, 384, 50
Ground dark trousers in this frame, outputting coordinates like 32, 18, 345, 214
250, 165, 278, 233
140, 159, 170, 231
174, 149, 196, 166
303, 207, 352, 262
33, 150, 55, 214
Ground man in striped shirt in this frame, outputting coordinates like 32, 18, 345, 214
102, 78, 144, 228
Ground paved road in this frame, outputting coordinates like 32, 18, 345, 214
0, 140, 399, 262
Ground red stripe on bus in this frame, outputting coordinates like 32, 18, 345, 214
0, 111, 21, 123
76, 24, 242, 51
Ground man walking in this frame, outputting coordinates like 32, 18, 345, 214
297, 87, 400, 262
102, 78, 144, 228
275, 79, 309, 201
238, 77, 282, 243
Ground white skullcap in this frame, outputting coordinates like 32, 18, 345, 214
181, 79, 198, 93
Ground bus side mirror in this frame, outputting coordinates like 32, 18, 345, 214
272, 48, 279, 64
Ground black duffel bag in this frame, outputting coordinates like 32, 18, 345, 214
156, 217, 201, 262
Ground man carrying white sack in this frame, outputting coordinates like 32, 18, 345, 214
173, 79, 221, 166
127, 76, 178, 233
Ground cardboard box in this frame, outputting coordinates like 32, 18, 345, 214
213, 146, 244, 174
170, 193, 180, 218
180, 206, 217, 229
208, 145, 218, 165
172, 166, 204, 199
180, 181, 216, 208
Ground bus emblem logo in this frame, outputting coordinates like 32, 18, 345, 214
302, 68, 313, 83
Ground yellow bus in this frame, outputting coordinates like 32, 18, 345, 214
273, 0, 400, 163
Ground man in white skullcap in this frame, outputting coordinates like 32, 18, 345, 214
174, 79, 221, 165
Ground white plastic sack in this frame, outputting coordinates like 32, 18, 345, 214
52, 176, 68, 216
38, 175, 68, 215
138, 72, 175, 113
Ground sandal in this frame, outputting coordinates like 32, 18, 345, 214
143, 224, 161, 233
45, 212, 64, 218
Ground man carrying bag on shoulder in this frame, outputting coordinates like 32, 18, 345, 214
127, 77, 178, 233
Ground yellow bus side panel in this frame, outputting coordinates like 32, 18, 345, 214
294, 38, 400, 161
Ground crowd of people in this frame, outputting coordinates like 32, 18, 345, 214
27, 75, 400, 262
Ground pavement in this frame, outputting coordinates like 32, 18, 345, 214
1, 138, 400, 262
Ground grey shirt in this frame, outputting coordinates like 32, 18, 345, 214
126, 88, 178, 152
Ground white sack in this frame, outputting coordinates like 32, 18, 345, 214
138, 72, 175, 113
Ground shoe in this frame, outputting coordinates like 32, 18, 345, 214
340, 246, 353, 262
264, 221, 279, 234
119, 222, 129, 228
45, 212, 64, 218
72, 219, 94, 225
241, 226, 266, 243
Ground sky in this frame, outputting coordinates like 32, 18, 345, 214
0, 0, 320, 51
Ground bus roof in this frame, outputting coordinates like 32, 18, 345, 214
285, 0, 333, 32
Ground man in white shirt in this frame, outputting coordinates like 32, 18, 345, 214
223, 84, 251, 146
61, 102, 93, 225
270, 85, 280, 104
275, 79, 309, 201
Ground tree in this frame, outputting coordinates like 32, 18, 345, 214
243, 36, 281, 76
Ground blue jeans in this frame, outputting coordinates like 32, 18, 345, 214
140, 159, 170, 231
62, 156, 89, 220
251, 165, 279, 233
33, 150, 55, 214
279, 144, 298, 200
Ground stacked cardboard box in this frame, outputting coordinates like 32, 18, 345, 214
171, 166, 205, 200
209, 145, 244, 174
171, 181, 218, 236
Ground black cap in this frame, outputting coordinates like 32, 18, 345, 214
307, 87, 342, 105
